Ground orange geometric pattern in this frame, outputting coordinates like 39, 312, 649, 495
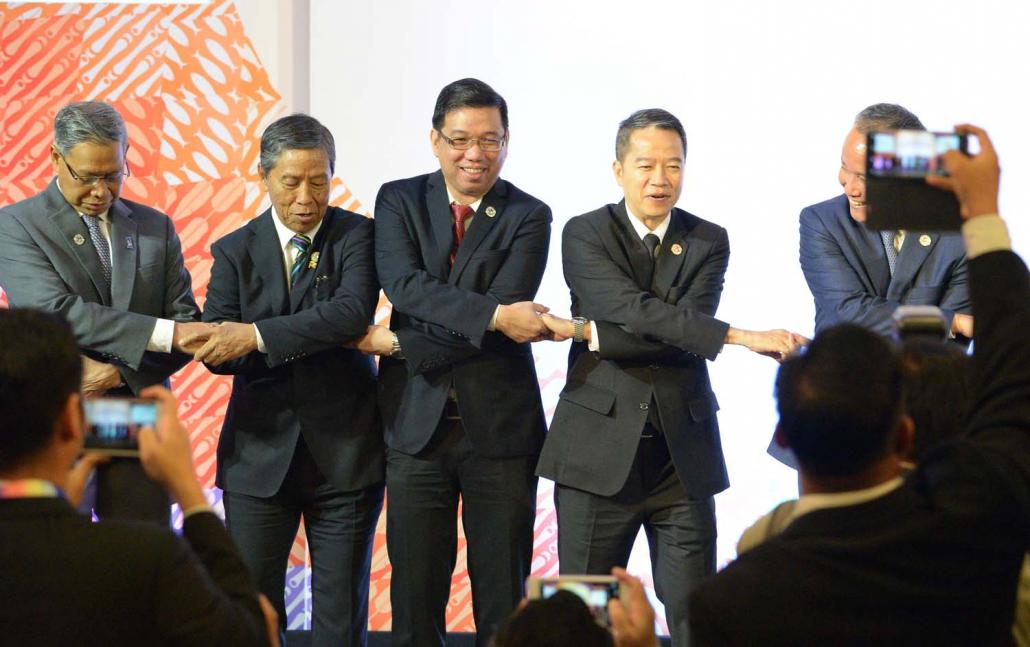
0, 1, 565, 633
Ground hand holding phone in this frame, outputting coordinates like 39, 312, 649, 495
526, 575, 625, 626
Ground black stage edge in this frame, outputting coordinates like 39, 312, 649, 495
286, 630, 673, 646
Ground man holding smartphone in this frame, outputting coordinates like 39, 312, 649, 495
799, 103, 972, 338
0, 308, 275, 645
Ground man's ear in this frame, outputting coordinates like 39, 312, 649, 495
612, 159, 624, 187
56, 392, 84, 446
894, 414, 915, 458
773, 423, 790, 448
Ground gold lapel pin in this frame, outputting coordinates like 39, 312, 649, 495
73, 234, 85, 246
670, 243, 684, 256
919, 234, 932, 247
307, 251, 320, 269
485, 206, 497, 218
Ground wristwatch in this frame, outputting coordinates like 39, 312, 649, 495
572, 317, 588, 343
390, 333, 405, 359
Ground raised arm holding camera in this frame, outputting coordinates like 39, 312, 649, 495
0, 309, 276, 646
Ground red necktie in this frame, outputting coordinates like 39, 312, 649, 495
450, 203, 474, 264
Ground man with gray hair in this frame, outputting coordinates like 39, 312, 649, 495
0, 100, 209, 523
799, 103, 971, 337
0, 100, 207, 395
199, 113, 385, 647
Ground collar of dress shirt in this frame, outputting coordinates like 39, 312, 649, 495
446, 187, 482, 214
270, 208, 324, 251
624, 204, 671, 243
788, 476, 904, 524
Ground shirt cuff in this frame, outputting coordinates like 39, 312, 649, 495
487, 305, 500, 332
254, 324, 267, 353
147, 319, 175, 353
962, 214, 1010, 259
587, 321, 600, 352
181, 504, 214, 519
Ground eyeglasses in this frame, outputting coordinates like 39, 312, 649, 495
436, 130, 506, 152
61, 154, 130, 186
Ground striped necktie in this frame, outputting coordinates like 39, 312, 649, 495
289, 234, 311, 287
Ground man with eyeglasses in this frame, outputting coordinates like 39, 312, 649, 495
365, 77, 552, 647
0, 100, 208, 522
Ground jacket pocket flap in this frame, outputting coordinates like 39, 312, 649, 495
688, 392, 720, 422
558, 382, 616, 415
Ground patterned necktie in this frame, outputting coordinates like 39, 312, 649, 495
643, 233, 661, 261
450, 203, 474, 265
289, 234, 311, 287
82, 214, 112, 286
880, 230, 898, 277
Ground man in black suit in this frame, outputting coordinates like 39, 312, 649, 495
198, 114, 384, 646
537, 108, 805, 647
0, 308, 273, 646
689, 125, 1029, 645
369, 78, 552, 647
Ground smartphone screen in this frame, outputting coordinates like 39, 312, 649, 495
868, 130, 966, 179
84, 397, 158, 455
537, 578, 620, 626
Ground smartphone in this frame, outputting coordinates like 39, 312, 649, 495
864, 130, 968, 231
867, 130, 967, 179
83, 397, 158, 456
892, 305, 949, 343
526, 575, 624, 626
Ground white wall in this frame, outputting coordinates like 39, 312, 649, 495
301, 0, 1030, 565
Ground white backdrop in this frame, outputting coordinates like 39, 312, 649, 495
306, 0, 1029, 581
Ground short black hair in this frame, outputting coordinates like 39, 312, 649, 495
260, 113, 336, 176
615, 108, 687, 162
0, 309, 82, 471
492, 590, 614, 647
900, 340, 972, 461
854, 103, 925, 134
775, 325, 904, 477
432, 78, 509, 131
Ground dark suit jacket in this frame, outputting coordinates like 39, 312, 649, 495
374, 171, 550, 457
689, 249, 1030, 646
203, 207, 384, 497
800, 194, 970, 336
0, 179, 199, 392
0, 498, 267, 646
536, 202, 732, 498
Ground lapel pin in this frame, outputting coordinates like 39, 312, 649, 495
73, 234, 85, 246
670, 243, 684, 256
307, 251, 320, 269
485, 206, 496, 218
125, 236, 134, 250
919, 234, 932, 247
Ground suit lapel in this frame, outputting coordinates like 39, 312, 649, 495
849, 216, 892, 296
289, 211, 331, 312
425, 172, 455, 279
612, 201, 656, 290
248, 210, 289, 315
450, 180, 507, 283
108, 200, 137, 312
889, 231, 937, 297
43, 180, 111, 304
653, 209, 691, 301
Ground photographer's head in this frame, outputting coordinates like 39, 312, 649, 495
0, 309, 83, 476
492, 590, 613, 647
901, 340, 972, 462
774, 324, 914, 491
839, 103, 924, 223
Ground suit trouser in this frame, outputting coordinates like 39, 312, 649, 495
555, 427, 716, 647
223, 436, 384, 647
386, 410, 538, 647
